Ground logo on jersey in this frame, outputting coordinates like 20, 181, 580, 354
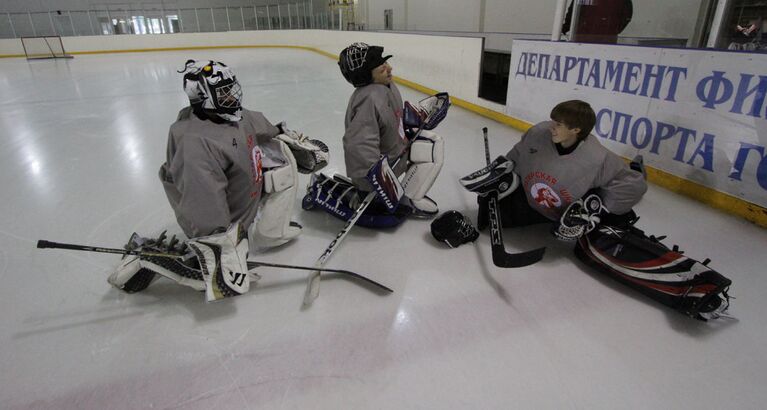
395, 108, 406, 141
530, 183, 562, 208
251, 147, 263, 181
249, 144, 264, 200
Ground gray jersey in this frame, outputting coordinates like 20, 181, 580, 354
506, 121, 646, 220
343, 83, 408, 190
159, 107, 281, 238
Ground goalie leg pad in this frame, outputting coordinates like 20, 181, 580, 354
402, 131, 444, 215
250, 140, 302, 249
574, 224, 732, 321
188, 223, 251, 302
108, 232, 206, 293
302, 172, 409, 229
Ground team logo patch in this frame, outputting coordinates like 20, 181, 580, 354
251, 146, 263, 184
530, 183, 561, 208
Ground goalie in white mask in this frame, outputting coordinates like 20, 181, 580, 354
106, 60, 329, 301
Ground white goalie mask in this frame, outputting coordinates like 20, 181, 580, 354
180, 60, 243, 122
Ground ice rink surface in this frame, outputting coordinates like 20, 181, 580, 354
1, 49, 766, 410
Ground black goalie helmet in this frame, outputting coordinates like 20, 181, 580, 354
431, 211, 479, 248
179, 59, 243, 122
338, 42, 391, 87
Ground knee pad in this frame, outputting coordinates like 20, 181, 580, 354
249, 140, 301, 249
402, 131, 444, 211
574, 224, 732, 321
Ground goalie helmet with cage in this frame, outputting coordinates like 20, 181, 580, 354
178, 59, 243, 122
339, 43, 392, 87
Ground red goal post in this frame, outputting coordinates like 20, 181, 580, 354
20, 36, 74, 60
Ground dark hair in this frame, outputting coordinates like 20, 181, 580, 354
550, 100, 596, 141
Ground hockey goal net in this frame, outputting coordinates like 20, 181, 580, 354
21, 36, 74, 60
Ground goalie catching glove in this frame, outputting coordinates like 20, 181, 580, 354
275, 122, 329, 174
553, 194, 606, 241
403, 92, 450, 131
460, 156, 519, 200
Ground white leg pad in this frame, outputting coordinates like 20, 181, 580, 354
402, 131, 444, 213
188, 223, 251, 302
250, 140, 302, 249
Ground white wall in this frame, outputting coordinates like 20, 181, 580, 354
483, 0, 557, 34
407, 0, 480, 32
365, 0, 403, 30
0, 0, 304, 13
360, 0, 708, 41
0, 30, 495, 111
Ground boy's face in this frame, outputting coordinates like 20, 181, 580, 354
371, 62, 392, 85
550, 120, 581, 147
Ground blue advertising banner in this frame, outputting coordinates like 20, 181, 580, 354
506, 40, 767, 207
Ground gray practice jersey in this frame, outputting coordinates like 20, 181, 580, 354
506, 121, 647, 220
159, 107, 281, 238
343, 82, 408, 190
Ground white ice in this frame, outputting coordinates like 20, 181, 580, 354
1, 49, 766, 410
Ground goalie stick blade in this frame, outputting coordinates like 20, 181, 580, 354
487, 194, 546, 268
302, 190, 385, 307
303, 271, 321, 306
491, 244, 546, 268
299, 269, 394, 302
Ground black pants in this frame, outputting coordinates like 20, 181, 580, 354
478, 188, 638, 230
477, 188, 550, 229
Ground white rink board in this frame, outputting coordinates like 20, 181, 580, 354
506, 40, 767, 208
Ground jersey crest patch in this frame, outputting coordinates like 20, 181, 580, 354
395, 107, 406, 141
250, 144, 264, 195
530, 183, 562, 209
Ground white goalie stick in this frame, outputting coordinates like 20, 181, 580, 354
481, 127, 546, 267
302, 92, 451, 306
36, 239, 391, 291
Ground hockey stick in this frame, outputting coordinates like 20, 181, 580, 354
480, 128, 546, 267
483, 127, 491, 165
302, 93, 450, 306
36, 239, 390, 291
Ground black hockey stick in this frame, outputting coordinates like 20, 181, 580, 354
36, 239, 391, 292
481, 128, 546, 267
